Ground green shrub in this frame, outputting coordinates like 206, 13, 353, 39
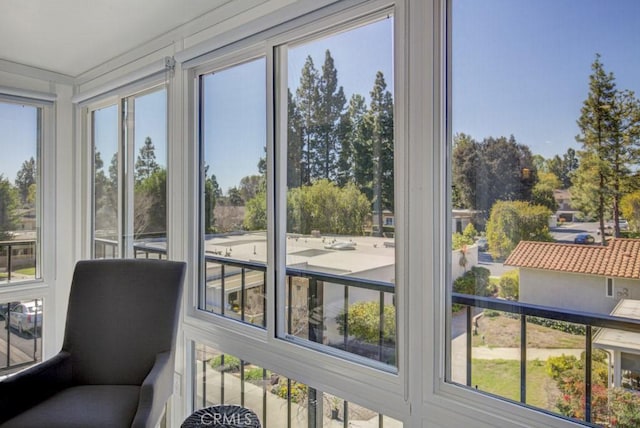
546, 354, 578, 381
209, 354, 241, 372
272, 380, 308, 403
244, 367, 270, 381
452, 232, 474, 250
463, 223, 478, 240
498, 270, 519, 300
453, 266, 493, 297
483, 309, 501, 317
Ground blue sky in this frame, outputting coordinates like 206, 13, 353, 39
204, 17, 393, 193
452, 0, 640, 158
4, 2, 639, 186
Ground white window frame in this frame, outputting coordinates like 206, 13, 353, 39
83, 82, 168, 260
0, 92, 56, 363
182, 0, 409, 422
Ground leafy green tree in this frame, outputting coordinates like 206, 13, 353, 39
486, 200, 553, 259
452, 134, 536, 214
239, 175, 264, 202
574, 55, 640, 240
227, 187, 243, 206
134, 169, 166, 238
243, 190, 267, 230
0, 175, 19, 240
203, 169, 222, 233
135, 137, 160, 183
621, 190, 640, 232
14, 157, 36, 205
532, 171, 561, 212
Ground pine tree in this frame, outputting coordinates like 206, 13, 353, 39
296, 56, 320, 186
574, 55, 640, 239
135, 137, 160, 183
287, 89, 304, 188
314, 50, 346, 181
15, 157, 36, 205
368, 72, 394, 236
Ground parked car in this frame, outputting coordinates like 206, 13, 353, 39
9, 301, 42, 335
574, 233, 595, 245
476, 237, 488, 251
619, 218, 629, 231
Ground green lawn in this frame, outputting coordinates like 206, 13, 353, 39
471, 359, 557, 411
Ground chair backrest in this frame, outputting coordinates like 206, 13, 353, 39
62, 259, 186, 385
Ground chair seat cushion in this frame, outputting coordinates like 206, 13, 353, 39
1, 385, 140, 428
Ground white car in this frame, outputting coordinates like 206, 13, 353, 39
619, 219, 629, 231
9, 301, 42, 336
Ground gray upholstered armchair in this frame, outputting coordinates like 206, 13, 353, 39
0, 259, 186, 428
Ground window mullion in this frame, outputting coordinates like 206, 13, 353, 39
122, 98, 136, 258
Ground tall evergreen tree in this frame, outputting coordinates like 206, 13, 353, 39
368, 71, 394, 235
574, 55, 640, 239
314, 50, 346, 181
135, 137, 160, 183
295, 56, 320, 186
287, 89, 304, 188
15, 157, 36, 205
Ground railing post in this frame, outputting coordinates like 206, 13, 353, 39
520, 314, 527, 404
220, 265, 225, 316
343, 285, 349, 352
240, 268, 246, 322
33, 298, 39, 361
466, 305, 472, 387
379, 291, 385, 362
7, 244, 12, 282
585, 325, 592, 423
287, 276, 293, 334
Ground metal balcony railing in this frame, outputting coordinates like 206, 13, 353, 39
0, 240, 37, 283
452, 292, 640, 424
96, 239, 397, 364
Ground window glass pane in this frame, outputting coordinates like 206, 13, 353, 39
0, 101, 40, 283
200, 58, 267, 326
284, 17, 396, 366
93, 104, 119, 258
192, 343, 402, 427
0, 298, 43, 374
132, 89, 167, 259
450, 0, 640, 424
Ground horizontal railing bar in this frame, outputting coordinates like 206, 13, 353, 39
203, 255, 267, 271
0, 240, 36, 246
453, 293, 640, 333
286, 267, 394, 293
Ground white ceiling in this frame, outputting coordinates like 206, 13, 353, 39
0, 0, 231, 77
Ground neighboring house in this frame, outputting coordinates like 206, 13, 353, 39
507, 239, 640, 390
505, 239, 640, 315
553, 189, 580, 222
452, 209, 481, 234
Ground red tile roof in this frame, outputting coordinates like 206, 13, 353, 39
504, 239, 640, 279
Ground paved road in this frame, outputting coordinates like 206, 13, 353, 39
550, 221, 603, 244
0, 321, 40, 371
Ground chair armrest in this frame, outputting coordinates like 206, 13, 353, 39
132, 351, 174, 428
0, 351, 72, 424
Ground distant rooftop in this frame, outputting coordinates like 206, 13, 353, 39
505, 239, 640, 279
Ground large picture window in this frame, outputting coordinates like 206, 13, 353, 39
280, 16, 396, 365
91, 87, 168, 260
448, 0, 640, 425
0, 100, 41, 284
198, 57, 267, 326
